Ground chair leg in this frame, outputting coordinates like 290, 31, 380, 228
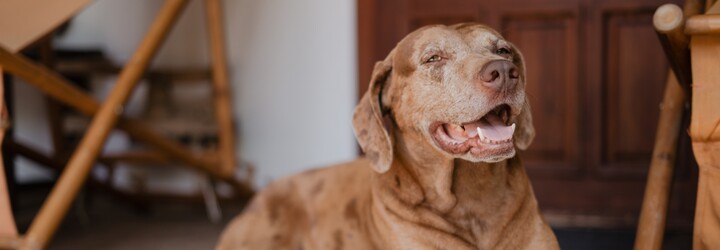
21, 1, 189, 248
205, 0, 238, 177
634, 71, 686, 250
635, 3, 699, 249
38, 39, 68, 162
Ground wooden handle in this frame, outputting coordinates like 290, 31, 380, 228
686, 14, 720, 34
634, 71, 686, 250
205, 0, 238, 177
654, 4, 693, 88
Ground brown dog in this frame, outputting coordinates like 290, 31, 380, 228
217, 23, 559, 250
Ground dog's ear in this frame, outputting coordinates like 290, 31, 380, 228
514, 97, 535, 150
353, 53, 394, 173
512, 45, 535, 150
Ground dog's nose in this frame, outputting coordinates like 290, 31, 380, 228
478, 60, 519, 91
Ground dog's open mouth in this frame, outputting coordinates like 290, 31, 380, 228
431, 104, 516, 156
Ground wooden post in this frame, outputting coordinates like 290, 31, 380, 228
689, 27, 720, 250
205, 0, 237, 177
0, 66, 18, 242
22, 0, 188, 248
38, 38, 67, 162
634, 71, 686, 250
686, 2, 720, 249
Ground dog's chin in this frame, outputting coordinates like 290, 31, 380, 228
464, 146, 516, 163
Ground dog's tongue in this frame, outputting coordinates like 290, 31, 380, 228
464, 114, 515, 141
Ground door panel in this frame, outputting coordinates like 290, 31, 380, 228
495, 4, 581, 177
600, 6, 669, 177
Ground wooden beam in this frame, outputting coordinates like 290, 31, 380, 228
22, 1, 189, 248
205, 0, 238, 177
0, 47, 95, 115
8, 140, 64, 172
100, 150, 172, 165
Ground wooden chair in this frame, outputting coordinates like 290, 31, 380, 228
636, 0, 720, 249
0, 0, 253, 249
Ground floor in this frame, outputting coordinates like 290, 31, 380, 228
12, 184, 245, 250
11, 183, 692, 250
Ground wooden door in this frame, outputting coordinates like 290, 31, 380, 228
358, 0, 697, 228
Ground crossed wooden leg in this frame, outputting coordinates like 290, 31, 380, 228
0, 0, 251, 248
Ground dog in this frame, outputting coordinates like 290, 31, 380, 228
217, 23, 559, 250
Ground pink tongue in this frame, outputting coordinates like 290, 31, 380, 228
465, 115, 514, 141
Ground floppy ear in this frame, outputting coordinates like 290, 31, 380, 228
511, 46, 535, 150
514, 98, 535, 150
353, 54, 394, 173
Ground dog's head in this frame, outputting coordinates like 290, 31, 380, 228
354, 23, 535, 173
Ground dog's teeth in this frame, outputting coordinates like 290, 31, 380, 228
476, 127, 485, 143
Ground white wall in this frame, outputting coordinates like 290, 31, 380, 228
16, 0, 358, 189
225, 0, 358, 186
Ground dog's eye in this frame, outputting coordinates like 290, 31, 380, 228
495, 48, 511, 55
425, 55, 442, 63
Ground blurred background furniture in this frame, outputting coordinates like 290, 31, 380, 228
0, 0, 253, 249
636, 0, 720, 249
636, 1, 698, 249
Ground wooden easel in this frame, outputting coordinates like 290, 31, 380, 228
636, 0, 720, 249
0, 0, 253, 249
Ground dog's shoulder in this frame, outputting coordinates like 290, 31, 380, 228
290, 158, 373, 201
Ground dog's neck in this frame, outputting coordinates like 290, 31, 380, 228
389, 136, 458, 212
385, 130, 532, 211
368, 133, 535, 248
